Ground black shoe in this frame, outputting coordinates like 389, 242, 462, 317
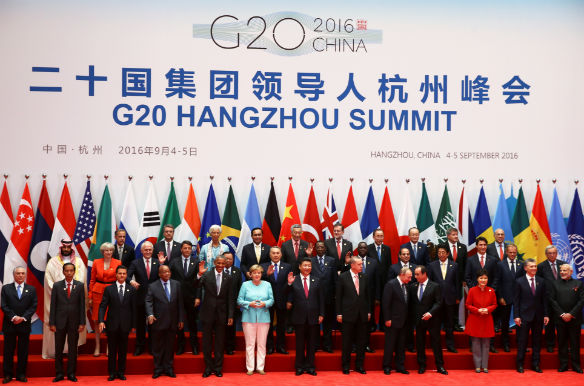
503, 345, 510, 352
167, 371, 176, 378
517, 366, 524, 373
351, 347, 356, 353
532, 366, 542, 373
133, 347, 144, 356
418, 367, 425, 374
437, 367, 448, 375
306, 370, 317, 376
495, 327, 501, 333
574, 367, 583, 374
202, 371, 212, 378
226, 350, 234, 355
276, 348, 289, 355
489, 345, 498, 353
365, 346, 375, 353
546, 346, 554, 353
355, 368, 366, 374
267, 347, 274, 355
52, 376, 64, 383
15, 378, 26, 383
118, 374, 126, 381
152, 373, 162, 379
295, 369, 304, 376
558, 366, 568, 372
323, 347, 333, 353
447, 347, 458, 353
454, 325, 464, 332
3, 377, 11, 384
108, 374, 116, 381
215, 371, 223, 377
396, 369, 409, 374
176, 346, 184, 355
66, 376, 78, 382
342, 369, 350, 375
383, 368, 391, 375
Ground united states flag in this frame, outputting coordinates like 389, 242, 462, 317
73, 181, 96, 265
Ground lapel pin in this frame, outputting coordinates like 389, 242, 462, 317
25, 289, 29, 293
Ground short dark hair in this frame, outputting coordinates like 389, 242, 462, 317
181, 240, 193, 248
415, 265, 427, 275
299, 257, 312, 265
475, 236, 488, 245
476, 268, 489, 279
116, 265, 128, 273
251, 227, 263, 234
436, 245, 449, 254
333, 223, 344, 230
62, 262, 75, 273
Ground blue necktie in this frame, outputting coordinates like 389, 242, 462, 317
274, 263, 278, 280
418, 283, 424, 301
17, 285, 22, 299
163, 282, 170, 301
377, 245, 381, 259
319, 257, 324, 271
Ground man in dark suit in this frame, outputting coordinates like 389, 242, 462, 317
410, 265, 447, 375
382, 266, 412, 375
537, 245, 566, 353
146, 265, 184, 378
169, 241, 199, 355
486, 228, 507, 261
514, 258, 549, 373
49, 263, 85, 382
195, 255, 234, 377
440, 227, 468, 288
223, 252, 242, 355
428, 245, 460, 353
548, 264, 584, 373
358, 242, 380, 350
324, 222, 353, 272
98, 265, 136, 381
153, 224, 182, 264
311, 241, 337, 352
367, 229, 391, 288
336, 255, 370, 374
1, 267, 37, 383
286, 258, 325, 376
261, 246, 292, 354
113, 229, 136, 268
128, 241, 161, 356
281, 224, 311, 274
240, 227, 271, 280
401, 227, 430, 266
495, 243, 524, 352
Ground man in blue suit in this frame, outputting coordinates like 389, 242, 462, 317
495, 243, 523, 352
400, 227, 430, 266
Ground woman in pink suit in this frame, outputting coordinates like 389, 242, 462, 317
465, 268, 497, 373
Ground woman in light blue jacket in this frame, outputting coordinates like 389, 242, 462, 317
237, 264, 274, 375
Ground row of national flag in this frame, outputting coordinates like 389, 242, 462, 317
1, 178, 584, 325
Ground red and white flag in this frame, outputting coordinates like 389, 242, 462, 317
342, 185, 361, 253
48, 181, 78, 259
4, 183, 34, 284
379, 185, 401, 264
302, 186, 321, 247
320, 186, 338, 239
397, 183, 416, 245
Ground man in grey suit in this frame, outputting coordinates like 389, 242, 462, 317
146, 265, 184, 378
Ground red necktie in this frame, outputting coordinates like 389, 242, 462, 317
67, 282, 71, 298
480, 256, 485, 268
303, 277, 309, 298
452, 244, 457, 261
530, 277, 536, 295
294, 241, 299, 258
354, 275, 359, 295
145, 258, 151, 277
499, 244, 504, 260
336, 239, 342, 259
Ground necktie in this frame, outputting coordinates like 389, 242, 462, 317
119, 285, 124, 302
145, 258, 150, 277
255, 244, 261, 263
184, 258, 189, 276
319, 257, 324, 271
401, 283, 407, 302
226, 268, 231, 275
303, 277, 309, 298
452, 244, 457, 261
216, 274, 221, 295
164, 281, 170, 300
480, 255, 485, 268
377, 245, 381, 259
336, 240, 341, 259
362, 258, 367, 274
294, 241, 299, 258
354, 275, 359, 295
413, 243, 417, 257
511, 261, 516, 275
441, 263, 447, 280
119, 246, 124, 257
274, 263, 278, 280
17, 285, 22, 299
499, 244, 504, 260
530, 277, 535, 295
418, 283, 424, 300
166, 242, 171, 259
67, 282, 71, 298
551, 263, 557, 279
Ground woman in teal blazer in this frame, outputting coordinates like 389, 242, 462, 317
237, 264, 274, 375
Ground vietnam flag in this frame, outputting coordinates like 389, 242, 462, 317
302, 185, 321, 248
530, 184, 552, 263
379, 185, 400, 264
277, 183, 301, 246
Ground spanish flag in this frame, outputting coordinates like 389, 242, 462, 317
529, 184, 552, 263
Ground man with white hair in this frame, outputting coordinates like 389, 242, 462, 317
42, 240, 87, 360
198, 225, 228, 270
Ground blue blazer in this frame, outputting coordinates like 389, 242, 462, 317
237, 280, 274, 323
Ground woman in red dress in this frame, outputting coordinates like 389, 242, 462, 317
89, 242, 121, 356
465, 268, 497, 373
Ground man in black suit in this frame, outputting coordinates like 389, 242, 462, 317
146, 265, 184, 378
223, 252, 242, 355
153, 224, 182, 264
486, 228, 507, 261
1, 267, 37, 383
428, 245, 460, 353
382, 266, 412, 375
311, 241, 337, 352
286, 258, 325, 376
514, 258, 549, 373
324, 222, 353, 272
410, 265, 447, 375
98, 265, 136, 381
195, 255, 234, 378
358, 242, 380, 350
240, 227, 270, 280
495, 243, 524, 352
261, 246, 292, 354
401, 227, 430, 266
128, 241, 161, 356
537, 245, 566, 353
113, 229, 135, 268
440, 228, 468, 288
367, 229, 391, 289
169, 241, 199, 355
548, 264, 584, 373
49, 263, 85, 382
281, 224, 311, 274
336, 255, 370, 375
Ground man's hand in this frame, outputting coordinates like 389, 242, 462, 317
344, 252, 352, 264
194, 299, 200, 307
157, 251, 167, 264
267, 264, 274, 276
287, 272, 295, 285
306, 243, 314, 256
49, 325, 56, 332
318, 316, 323, 324
374, 300, 380, 306
543, 316, 549, 326
245, 272, 252, 279
337, 315, 342, 323
88, 299, 93, 306
148, 315, 156, 325
178, 322, 184, 330
367, 313, 371, 321
198, 260, 207, 275
77, 325, 85, 333
561, 313, 574, 322
514, 317, 521, 327
499, 298, 507, 306
227, 318, 233, 326
12, 316, 24, 324
130, 280, 140, 289
385, 320, 392, 327
98, 322, 106, 333
421, 312, 432, 321
286, 302, 292, 310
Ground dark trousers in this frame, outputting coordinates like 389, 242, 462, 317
106, 330, 129, 376
498, 303, 513, 346
557, 318, 581, 369
544, 314, 557, 349
225, 309, 240, 352
382, 325, 406, 371
152, 328, 177, 374
2, 331, 29, 378
516, 318, 543, 366
177, 299, 198, 352
54, 328, 79, 377
202, 321, 225, 372
294, 322, 318, 371
341, 320, 367, 370
267, 307, 286, 350
438, 302, 457, 349
135, 302, 151, 350
320, 302, 335, 350
415, 321, 444, 368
